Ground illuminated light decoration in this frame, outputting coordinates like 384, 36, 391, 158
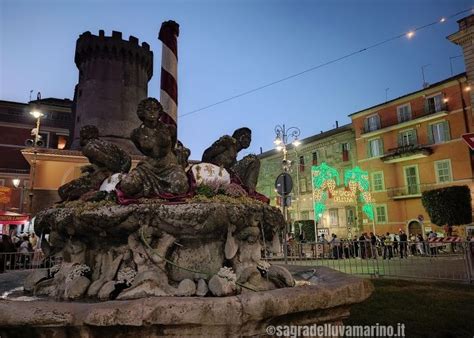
465, 85, 472, 92
312, 163, 375, 221
406, 31, 415, 39
440, 17, 446, 23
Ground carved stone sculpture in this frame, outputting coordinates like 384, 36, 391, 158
202, 127, 260, 192
119, 98, 189, 198
58, 125, 131, 201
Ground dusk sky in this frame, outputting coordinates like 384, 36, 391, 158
0, 0, 472, 159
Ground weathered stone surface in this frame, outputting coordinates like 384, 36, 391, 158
97, 280, 116, 300
208, 271, 238, 297
176, 279, 196, 296
64, 276, 91, 300
30, 197, 290, 300
196, 279, 209, 297
24, 269, 49, 293
2, 267, 373, 337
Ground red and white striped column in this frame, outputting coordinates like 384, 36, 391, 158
158, 20, 179, 127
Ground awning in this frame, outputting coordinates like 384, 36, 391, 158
0, 211, 30, 225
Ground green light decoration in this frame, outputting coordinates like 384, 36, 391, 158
312, 162, 340, 188
344, 166, 370, 192
312, 162, 375, 221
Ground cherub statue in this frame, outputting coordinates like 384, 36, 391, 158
58, 125, 131, 201
202, 127, 260, 192
119, 98, 189, 198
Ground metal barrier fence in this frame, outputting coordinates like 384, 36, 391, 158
0, 251, 60, 273
267, 240, 474, 283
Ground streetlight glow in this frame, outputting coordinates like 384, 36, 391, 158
406, 31, 415, 39
274, 136, 282, 145
465, 85, 472, 92
440, 17, 446, 23
292, 139, 301, 147
12, 178, 20, 188
276, 145, 283, 151
30, 111, 44, 119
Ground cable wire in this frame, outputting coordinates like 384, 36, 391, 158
180, 7, 472, 118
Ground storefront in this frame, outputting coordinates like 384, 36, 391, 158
0, 211, 30, 235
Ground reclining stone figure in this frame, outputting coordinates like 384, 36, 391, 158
58, 125, 131, 201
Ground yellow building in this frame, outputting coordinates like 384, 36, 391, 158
349, 73, 473, 236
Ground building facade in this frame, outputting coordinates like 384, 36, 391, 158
349, 73, 473, 236
0, 98, 73, 215
257, 124, 360, 239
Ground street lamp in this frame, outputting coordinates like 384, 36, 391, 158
27, 107, 45, 216
274, 124, 301, 263
11, 178, 25, 214
12, 178, 20, 188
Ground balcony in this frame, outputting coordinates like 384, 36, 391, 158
381, 144, 433, 163
387, 182, 452, 200
360, 103, 448, 137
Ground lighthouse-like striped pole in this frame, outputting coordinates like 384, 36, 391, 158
158, 20, 179, 128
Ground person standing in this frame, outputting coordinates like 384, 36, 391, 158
369, 232, 377, 259
330, 234, 341, 259
399, 230, 408, 259
383, 232, 393, 260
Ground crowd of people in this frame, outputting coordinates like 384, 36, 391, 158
0, 232, 42, 272
286, 230, 473, 260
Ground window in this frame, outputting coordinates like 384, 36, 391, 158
404, 165, 420, 195
435, 160, 452, 183
425, 93, 443, 114
329, 209, 338, 226
346, 207, 355, 226
299, 155, 305, 172
341, 143, 349, 162
371, 171, 385, 191
397, 104, 412, 123
368, 138, 383, 157
429, 121, 450, 144
398, 129, 417, 146
364, 114, 381, 132
312, 151, 318, 165
375, 205, 387, 223
57, 135, 67, 150
299, 178, 307, 193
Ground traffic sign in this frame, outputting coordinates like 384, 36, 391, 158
275, 173, 293, 196
461, 133, 474, 150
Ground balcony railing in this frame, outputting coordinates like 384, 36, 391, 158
386, 182, 451, 199
381, 144, 433, 162
361, 102, 448, 135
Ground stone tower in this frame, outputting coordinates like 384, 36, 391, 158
72, 30, 153, 153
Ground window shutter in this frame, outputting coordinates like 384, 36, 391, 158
424, 99, 429, 114
443, 121, 450, 141
375, 115, 381, 129
364, 118, 369, 132
412, 129, 418, 146
367, 141, 372, 158
427, 125, 434, 144
378, 138, 384, 155
397, 133, 403, 147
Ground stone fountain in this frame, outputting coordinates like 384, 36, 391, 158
0, 98, 373, 337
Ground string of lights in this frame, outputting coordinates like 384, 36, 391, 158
180, 7, 473, 118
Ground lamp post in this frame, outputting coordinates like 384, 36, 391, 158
12, 178, 25, 214
28, 109, 44, 216
274, 124, 301, 264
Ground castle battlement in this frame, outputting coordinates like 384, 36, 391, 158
75, 30, 153, 79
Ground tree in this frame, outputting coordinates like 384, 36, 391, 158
421, 185, 472, 229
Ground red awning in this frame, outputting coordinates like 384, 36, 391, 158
0, 211, 30, 225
